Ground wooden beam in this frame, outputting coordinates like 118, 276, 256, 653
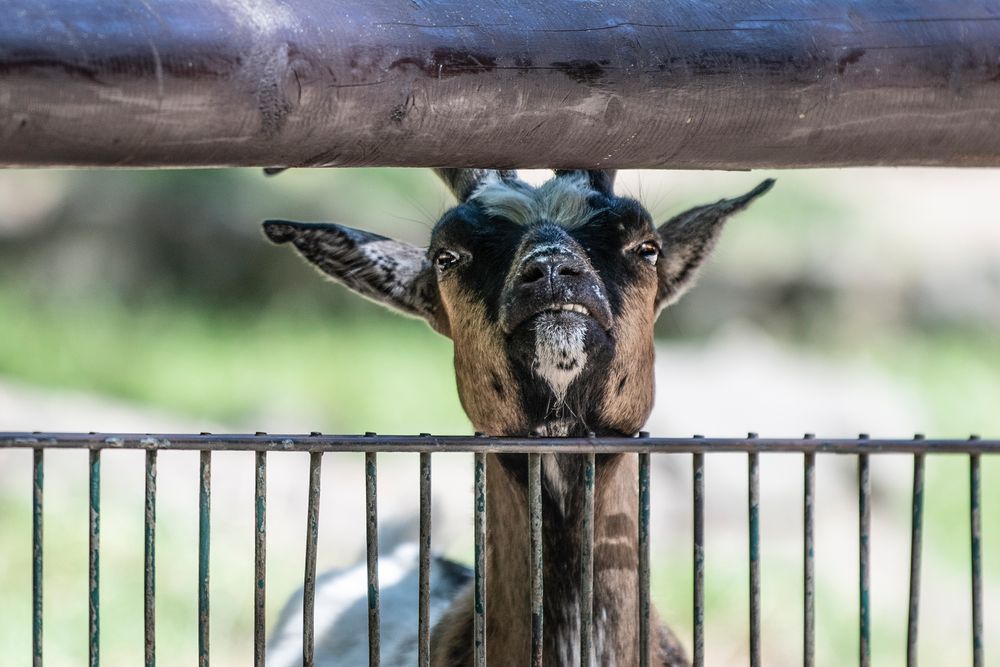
2, 0, 1000, 168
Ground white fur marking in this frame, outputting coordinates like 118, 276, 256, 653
596, 607, 616, 667
542, 454, 568, 514
557, 597, 582, 667
266, 543, 463, 667
532, 314, 588, 404
470, 172, 598, 228
520, 244, 574, 264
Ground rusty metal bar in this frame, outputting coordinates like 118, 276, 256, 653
303, 451, 322, 667
529, 453, 544, 667
254, 451, 266, 667
803, 446, 815, 667
970, 449, 983, 667
906, 449, 925, 667
366, 451, 381, 667
198, 450, 211, 667
858, 449, 871, 667
418, 450, 432, 667
580, 452, 595, 666
32, 448, 43, 667
89, 449, 100, 667
5, 1, 1000, 170
473, 452, 487, 667
693, 451, 705, 667
6, 433, 998, 454
639, 449, 651, 667
748, 446, 761, 667
144, 450, 157, 667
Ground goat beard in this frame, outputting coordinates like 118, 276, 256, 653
504, 311, 615, 433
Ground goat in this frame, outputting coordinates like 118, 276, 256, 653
263, 169, 772, 666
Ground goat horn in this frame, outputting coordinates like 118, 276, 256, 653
554, 169, 617, 196
434, 168, 517, 202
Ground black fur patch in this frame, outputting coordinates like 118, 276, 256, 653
430, 187, 661, 435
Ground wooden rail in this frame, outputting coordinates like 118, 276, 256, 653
2, 1, 1000, 169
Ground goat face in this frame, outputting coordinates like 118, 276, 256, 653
263, 169, 772, 437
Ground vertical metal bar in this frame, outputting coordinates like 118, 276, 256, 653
303, 451, 322, 667
198, 450, 211, 667
144, 450, 157, 667
366, 452, 381, 667
970, 450, 983, 667
803, 449, 815, 667
254, 451, 266, 667
529, 453, 544, 667
858, 450, 871, 667
579, 452, 595, 666
906, 451, 925, 667
639, 450, 651, 667
89, 448, 100, 667
693, 451, 705, 667
418, 451, 432, 667
748, 448, 761, 667
473, 452, 487, 667
32, 448, 43, 667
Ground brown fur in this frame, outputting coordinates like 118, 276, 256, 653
599, 282, 658, 435
442, 288, 525, 435
430, 453, 689, 666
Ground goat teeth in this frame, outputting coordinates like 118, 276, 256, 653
550, 304, 589, 315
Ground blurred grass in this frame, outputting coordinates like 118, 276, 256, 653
3, 283, 1000, 437
0, 287, 468, 434
854, 328, 1000, 437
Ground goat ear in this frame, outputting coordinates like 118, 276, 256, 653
263, 220, 450, 336
433, 168, 517, 202
655, 179, 774, 312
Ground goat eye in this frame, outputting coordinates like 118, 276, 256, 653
434, 249, 461, 271
635, 240, 660, 265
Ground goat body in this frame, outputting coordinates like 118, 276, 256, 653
264, 169, 772, 665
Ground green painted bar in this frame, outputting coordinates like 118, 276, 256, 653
970, 450, 983, 667
89, 449, 100, 667
858, 450, 871, 667
144, 450, 157, 667
529, 453, 543, 667
198, 450, 211, 667
473, 452, 486, 667
580, 452, 595, 666
254, 451, 266, 667
366, 452, 381, 667
639, 450, 651, 667
748, 448, 760, 667
303, 451, 322, 667
693, 451, 705, 667
906, 451, 925, 667
32, 448, 43, 667
803, 449, 815, 667
418, 451, 432, 667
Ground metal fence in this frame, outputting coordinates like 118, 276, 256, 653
2, 432, 995, 667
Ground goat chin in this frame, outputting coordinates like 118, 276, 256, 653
266, 539, 471, 667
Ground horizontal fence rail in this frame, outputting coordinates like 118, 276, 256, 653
3, 432, 1000, 454
4, 1, 1000, 169
3, 432, 994, 667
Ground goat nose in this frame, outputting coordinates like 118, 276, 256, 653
517, 253, 582, 286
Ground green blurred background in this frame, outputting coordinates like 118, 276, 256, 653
0, 167, 997, 666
